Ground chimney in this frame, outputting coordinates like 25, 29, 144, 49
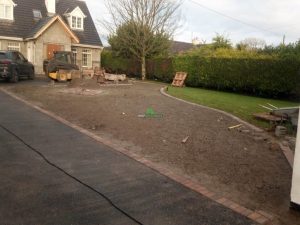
45, 0, 56, 15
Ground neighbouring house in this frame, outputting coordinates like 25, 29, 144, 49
0, 0, 103, 74
170, 41, 196, 54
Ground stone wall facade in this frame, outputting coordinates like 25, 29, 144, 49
0, 20, 102, 75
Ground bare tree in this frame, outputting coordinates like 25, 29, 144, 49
239, 38, 266, 50
102, 0, 182, 80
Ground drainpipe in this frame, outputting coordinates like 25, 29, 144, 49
33, 41, 36, 66
291, 107, 300, 210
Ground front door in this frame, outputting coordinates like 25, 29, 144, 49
47, 44, 63, 59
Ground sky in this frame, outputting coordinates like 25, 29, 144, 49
85, 0, 300, 46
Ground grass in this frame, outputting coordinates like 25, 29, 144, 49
167, 86, 300, 128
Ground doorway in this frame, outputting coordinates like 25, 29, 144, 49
47, 44, 64, 59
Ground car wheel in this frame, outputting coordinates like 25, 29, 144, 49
10, 69, 19, 83
28, 68, 35, 80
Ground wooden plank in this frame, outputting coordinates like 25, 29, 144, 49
253, 113, 286, 122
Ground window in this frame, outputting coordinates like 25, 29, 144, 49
71, 48, 77, 65
77, 17, 82, 29
54, 52, 71, 63
33, 9, 42, 19
82, 49, 92, 68
0, 0, 14, 20
7, 42, 20, 51
18, 52, 26, 61
12, 52, 25, 61
0, 52, 7, 59
72, 16, 76, 28
71, 16, 83, 30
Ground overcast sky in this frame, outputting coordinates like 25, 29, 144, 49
85, 0, 300, 46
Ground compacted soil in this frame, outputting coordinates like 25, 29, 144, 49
2, 78, 299, 225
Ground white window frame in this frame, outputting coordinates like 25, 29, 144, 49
82, 49, 92, 68
7, 41, 20, 51
68, 6, 86, 31
0, 0, 15, 20
71, 16, 83, 30
71, 47, 77, 65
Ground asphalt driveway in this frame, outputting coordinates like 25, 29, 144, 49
0, 90, 256, 225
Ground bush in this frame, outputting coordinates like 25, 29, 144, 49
146, 58, 174, 82
101, 51, 139, 76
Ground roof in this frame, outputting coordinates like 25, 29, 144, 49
171, 41, 195, 53
0, 0, 102, 47
56, 0, 102, 46
26, 16, 55, 38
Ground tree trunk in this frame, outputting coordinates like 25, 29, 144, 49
141, 56, 146, 80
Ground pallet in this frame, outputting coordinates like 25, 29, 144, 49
172, 72, 187, 87
253, 112, 287, 123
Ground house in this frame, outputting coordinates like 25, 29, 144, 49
170, 41, 196, 54
0, 0, 103, 74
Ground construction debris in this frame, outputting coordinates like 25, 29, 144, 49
228, 124, 243, 130
217, 117, 223, 122
272, 107, 299, 127
182, 136, 189, 144
105, 73, 127, 82
256, 104, 299, 127
241, 129, 251, 134
275, 126, 288, 137
253, 113, 287, 123
82, 67, 128, 84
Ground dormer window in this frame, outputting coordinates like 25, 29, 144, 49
33, 9, 42, 19
0, 0, 16, 20
67, 6, 86, 31
71, 16, 83, 30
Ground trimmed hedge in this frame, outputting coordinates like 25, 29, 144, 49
173, 56, 300, 97
102, 52, 300, 98
101, 51, 139, 76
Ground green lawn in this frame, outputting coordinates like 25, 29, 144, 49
167, 86, 300, 128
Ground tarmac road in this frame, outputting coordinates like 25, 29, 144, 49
0, 90, 256, 225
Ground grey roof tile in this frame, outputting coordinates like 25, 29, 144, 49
26, 16, 55, 38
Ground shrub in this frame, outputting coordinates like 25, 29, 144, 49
101, 51, 139, 76
146, 58, 174, 82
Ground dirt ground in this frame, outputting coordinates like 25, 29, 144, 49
2, 78, 300, 225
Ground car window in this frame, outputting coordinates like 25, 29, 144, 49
54, 52, 71, 63
12, 52, 21, 61
18, 53, 26, 61
0, 53, 7, 59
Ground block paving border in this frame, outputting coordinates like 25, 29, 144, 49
1, 88, 274, 224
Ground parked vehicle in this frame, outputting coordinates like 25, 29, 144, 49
0, 51, 35, 83
43, 51, 79, 81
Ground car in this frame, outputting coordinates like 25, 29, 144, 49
0, 50, 35, 83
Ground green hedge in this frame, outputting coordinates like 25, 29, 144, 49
173, 56, 300, 97
147, 58, 174, 82
101, 51, 139, 76
102, 52, 300, 98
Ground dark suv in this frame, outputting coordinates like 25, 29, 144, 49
0, 51, 35, 82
